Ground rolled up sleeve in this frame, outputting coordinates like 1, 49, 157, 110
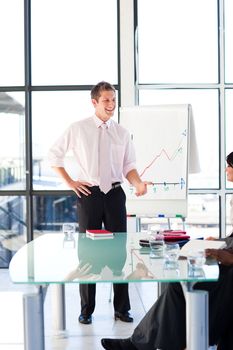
48, 127, 72, 167
122, 134, 137, 178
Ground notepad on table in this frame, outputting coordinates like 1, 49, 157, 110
179, 239, 226, 258
86, 229, 113, 239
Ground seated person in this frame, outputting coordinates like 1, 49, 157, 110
101, 151, 233, 350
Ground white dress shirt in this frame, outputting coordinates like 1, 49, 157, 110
48, 114, 136, 185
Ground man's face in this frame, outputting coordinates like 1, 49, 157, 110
92, 90, 116, 122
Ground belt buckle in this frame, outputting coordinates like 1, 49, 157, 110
112, 182, 121, 189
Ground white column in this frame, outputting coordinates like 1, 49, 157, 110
51, 284, 67, 338
23, 290, 45, 350
186, 290, 209, 350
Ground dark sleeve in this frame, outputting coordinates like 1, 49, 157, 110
225, 233, 233, 249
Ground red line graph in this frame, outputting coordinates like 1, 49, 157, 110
139, 130, 187, 178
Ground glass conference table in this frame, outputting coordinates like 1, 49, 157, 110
9, 232, 219, 350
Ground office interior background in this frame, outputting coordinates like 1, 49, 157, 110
1, 0, 233, 269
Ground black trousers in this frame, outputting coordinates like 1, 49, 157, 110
131, 265, 233, 350
77, 185, 130, 316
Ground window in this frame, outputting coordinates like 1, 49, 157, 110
33, 194, 78, 231
0, 93, 25, 190
0, 0, 118, 267
137, 0, 218, 84
225, 90, 233, 171
136, 0, 231, 235
1, 0, 233, 268
225, 0, 233, 82
0, 0, 24, 86
0, 196, 26, 268
31, 0, 118, 85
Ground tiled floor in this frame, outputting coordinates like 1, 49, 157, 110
0, 269, 157, 350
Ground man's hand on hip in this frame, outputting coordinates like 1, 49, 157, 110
68, 179, 92, 198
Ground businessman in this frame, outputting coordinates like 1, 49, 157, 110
48, 81, 150, 325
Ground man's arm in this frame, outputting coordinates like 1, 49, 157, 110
48, 124, 92, 197
126, 169, 151, 196
52, 166, 91, 198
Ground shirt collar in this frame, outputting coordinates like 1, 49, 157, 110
92, 114, 112, 128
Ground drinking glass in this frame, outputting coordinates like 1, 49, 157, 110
149, 231, 165, 259
62, 223, 76, 248
187, 249, 206, 277
164, 243, 180, 270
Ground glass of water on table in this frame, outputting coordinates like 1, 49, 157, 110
62, 223, 76, 248
187, 249, 206, 277
149, 230, 165, 258
164, 243, 180, 269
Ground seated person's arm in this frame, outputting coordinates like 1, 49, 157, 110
205, 248, 233, 266
206, 236, 225, 241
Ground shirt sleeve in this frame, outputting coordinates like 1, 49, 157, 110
225, 236, 233, 249
122, 132, 137, 178
47, 126, 73, 167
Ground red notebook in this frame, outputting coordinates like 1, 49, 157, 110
163, 230, 187, 235
163, 230, 190, 241
164, 235, 190, 241
86, 229, 113, 237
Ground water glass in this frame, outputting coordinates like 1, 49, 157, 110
187, 250, 206, 277
62, 223, 76, 248
149, 231, 165, 259
164, 243, 180, 270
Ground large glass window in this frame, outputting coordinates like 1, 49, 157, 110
31, 0, 118, 85
0, 0, 24, 86
186, 194, 220, 238
0, 196, 26, 268
0, 0, 119, 268
32, 91, 92, 190
225, 90, 233, 174
0, 92, 25, 190
137, 0, 218, 84
2, 0, 233, 268
33, 194, 78, 232
136, 0, 230, 236
225, 0, 233, 82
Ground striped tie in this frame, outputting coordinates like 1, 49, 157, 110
99, 123, 112, 194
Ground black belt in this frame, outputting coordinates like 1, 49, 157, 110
91, 182, 121, 191
111, 182, 121, 189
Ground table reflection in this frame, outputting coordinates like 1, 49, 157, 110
63, 233, 127, 281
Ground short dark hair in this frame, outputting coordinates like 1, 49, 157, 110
91, 81, 115, 101
226, 152, 233, 167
